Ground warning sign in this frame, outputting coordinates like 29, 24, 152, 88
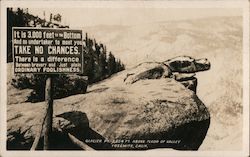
12, 28, 83, 74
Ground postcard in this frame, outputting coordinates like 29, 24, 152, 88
0, 0, 249, 157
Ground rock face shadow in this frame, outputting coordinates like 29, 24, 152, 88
7, 111, 210, 150
51, 111, 210, 150
147, 118, 210, 150
7, 111, 112, 150
52, 111, 112, 150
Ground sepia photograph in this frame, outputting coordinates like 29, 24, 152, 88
0, 1, 249, 157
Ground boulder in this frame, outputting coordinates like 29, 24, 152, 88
164, 56, 210, 73
172, 73, 197, 93
179, 77, 198, 93
123, 56, 210, 93
124, 63, 171, 84
7, 72, 210, 150
172, 72, 196, 81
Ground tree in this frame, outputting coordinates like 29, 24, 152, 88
7, 8, 28, 62
100, 44, 108, 77
116, 59, 123, 72
107, 52, 116, 76
99, 52, 107, 79
53, 13, 61, 22
7, 8, 14, 62
49, 13, 52, 22
16, 8, 25, 26
83, 33, 95, 83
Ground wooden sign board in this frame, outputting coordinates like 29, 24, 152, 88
12, 27, 83, 74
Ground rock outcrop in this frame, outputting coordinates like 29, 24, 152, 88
164, 56, 210, 73
7, 56, 210, 150
124, 56, 210, 93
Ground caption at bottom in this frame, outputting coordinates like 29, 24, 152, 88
85, 139, 181, 149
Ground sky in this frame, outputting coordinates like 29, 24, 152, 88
28, 8, 242, 28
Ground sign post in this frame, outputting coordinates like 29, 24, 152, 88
44, 76, 53, 150
12, 27, 83, 150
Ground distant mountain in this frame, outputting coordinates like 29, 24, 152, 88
81, 16, 242, 67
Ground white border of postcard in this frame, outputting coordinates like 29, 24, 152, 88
0, 0, 249, 157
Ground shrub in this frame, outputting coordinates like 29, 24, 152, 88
11, 74, 88, 102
